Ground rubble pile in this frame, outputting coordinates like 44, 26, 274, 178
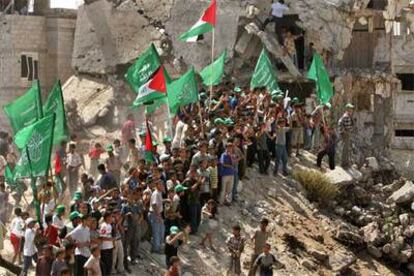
330, 156, 414, 272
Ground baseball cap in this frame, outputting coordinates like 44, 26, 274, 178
174, 184, 188, 193
170, 226, 180, 235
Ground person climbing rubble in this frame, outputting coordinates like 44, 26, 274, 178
262, 0, 290, 45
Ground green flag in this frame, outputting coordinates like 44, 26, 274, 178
168, 67, 199, 114
13, 114, 55, 179
125, 44, 162, 93
43, 80, 68, 145
250, 48, 280, 92
199, 51, 226, 86
307, 53, 334, 104
4, 164, 23, 194
3, 81, 43, 134
145, 96, 168, 115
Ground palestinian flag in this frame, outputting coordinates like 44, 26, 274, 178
179, 0, 216, 42
145, 120, 155, 164
133, 66, 168, 107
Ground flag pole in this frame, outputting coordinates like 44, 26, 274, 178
166, 101, 174, 138
198, 102, 205, 138
209, 28, 215, 109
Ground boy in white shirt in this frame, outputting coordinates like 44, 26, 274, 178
84, 245, 102, 276
22, 218, 37, 276
10, 207, 24, 264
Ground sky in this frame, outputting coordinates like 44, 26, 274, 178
50, 0, 84, 9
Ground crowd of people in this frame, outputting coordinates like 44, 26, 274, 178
0, 83, 355, 276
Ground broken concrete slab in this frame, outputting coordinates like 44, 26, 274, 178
245, 22, 302, 77
324, 167, 354, 188
166, 0, 243, 72
62, 75, 115, 127
387, 180, 414, 204
72, 0, 161, 75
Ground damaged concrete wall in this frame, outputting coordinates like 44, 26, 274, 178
333, 71, 398, 163
72, 0, 167, 75
286, 0, 371, 59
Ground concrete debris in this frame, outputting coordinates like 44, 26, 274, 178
286, 0, 371, 59
365, 157, 379, 172
387, 180, 414, 204
244, 22, 301, 77
72, 0, 165, 75
334, 222, 364, 246
62, 76, 116, 128
328, 251, 357, 273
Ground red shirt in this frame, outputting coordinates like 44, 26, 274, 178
44, 225, 59, 246
164, 267, 179, 276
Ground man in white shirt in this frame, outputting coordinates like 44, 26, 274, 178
66, 143, 83, 196
262, 0, 289, 44
22, 218, 37, 276
148, 180, 165, 253
66, 214, 91, 276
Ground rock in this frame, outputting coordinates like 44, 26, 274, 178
328, 251, 356, 273
399, 248, 412, 263
399, 213, 410, 227
267, 188, 277, 198
300, 259, 316, 270
361, 222, 381, 245
348, 165, 363, 181
308, 248, 328, 262
324, 167, 354, 188
334, 207, 346, 216
382, 178, 405, 194
274, 215, 283, 226
403, 225, 414, 238
367, 244, 382, 258
382, 243, 391, 254
387, 181, 414, 204
353, 186, 371, 205
334, 223, 364, 246
365, 157, 380, 171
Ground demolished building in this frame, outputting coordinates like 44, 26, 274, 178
0, 0, 413, 177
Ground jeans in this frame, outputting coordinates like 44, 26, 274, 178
304, 127, 313, 150
227, 256, 241, 275
232, 168, 239, 200
189, 202, 202, 234
75, 255, 87, 276
148, 212, 164, 252
101, 248, 113, 276
274, 144, 288, 174
22, 254, 37, 276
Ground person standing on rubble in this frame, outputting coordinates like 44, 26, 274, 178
262, 0, 289, 45
338, 103, 355, 168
